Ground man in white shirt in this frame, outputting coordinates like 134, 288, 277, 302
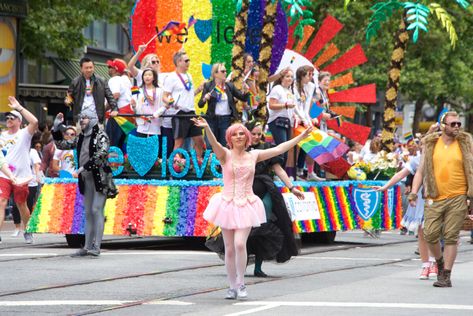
163, 51, 205, 158
106, 59, 132, 148
0, 96, 38, 244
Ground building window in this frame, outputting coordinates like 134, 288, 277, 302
84, 22, 125, 53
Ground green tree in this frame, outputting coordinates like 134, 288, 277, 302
20, 0, 134, 59
343, 0, 471, 148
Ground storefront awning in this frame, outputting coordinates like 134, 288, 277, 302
18, 83, 68, 100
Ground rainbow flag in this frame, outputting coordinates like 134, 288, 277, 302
131, 86, 140, 95
309, 102, 324, 119
295, 126, 349, 165
404, 131, 413, 142
114, 116, 136, 135
214, 85, 225, 95
248, 92, 258, 109
157, 21, 181, 36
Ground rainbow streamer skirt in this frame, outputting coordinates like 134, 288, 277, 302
27, 179, 402, 236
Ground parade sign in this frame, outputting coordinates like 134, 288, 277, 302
282, 192, 320, 221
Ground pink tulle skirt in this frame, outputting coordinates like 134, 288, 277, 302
203, 193, 267, 229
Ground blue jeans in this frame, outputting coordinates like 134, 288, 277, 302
208, 116, 232, 147
268, 120, 291, 166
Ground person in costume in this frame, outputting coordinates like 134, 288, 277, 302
192, 116, 312, 300
53, 108, 118, 257
198, 63, 249, 146
246, 120, 303, 277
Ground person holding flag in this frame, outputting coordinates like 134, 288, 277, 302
198, 63, 249, 146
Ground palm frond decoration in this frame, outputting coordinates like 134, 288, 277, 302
429, 3, 458, 48
281, 0, 315, 38
403, 2, 430, 43
365, 0, 403, 43
454, 0, 470, 9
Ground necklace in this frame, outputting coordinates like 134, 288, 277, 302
144, 86, 156, 104
176, 72, 192, 91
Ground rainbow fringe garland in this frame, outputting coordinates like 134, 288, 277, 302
27, 179, 402, 236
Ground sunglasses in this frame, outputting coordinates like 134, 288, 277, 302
6, 116, 16, 121
151, 60, 160, 65
448, 122, 461, 128
184, 59, 190, 63
219, 69, 227, 73
65, 133, 76, 137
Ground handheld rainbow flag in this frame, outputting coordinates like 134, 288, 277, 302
438, 107, 449, 123
157, 21, 181, 36
188, 15, 197, 28
131, 86, 140, 95
247, 92, 258, 109
404, 131, 413, 142
294, 126, 349, 165
114, 116, 136, 135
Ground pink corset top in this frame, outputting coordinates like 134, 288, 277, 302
221, 150, 258, 206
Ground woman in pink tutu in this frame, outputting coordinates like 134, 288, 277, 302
192, 117, 312, 300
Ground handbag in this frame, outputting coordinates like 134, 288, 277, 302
274, 116, 290, 129
205, 227, 224, 253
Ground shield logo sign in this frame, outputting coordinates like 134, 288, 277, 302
353, 188, 380, 221
126, 134, 159, 176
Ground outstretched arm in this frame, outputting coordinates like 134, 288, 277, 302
191, 117, 227, 163
127, 44, 147, 78
257, 126, 313, 162
8, 96, 38, 135
375, 168, 411, 191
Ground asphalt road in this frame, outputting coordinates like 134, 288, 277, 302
1, 223, 472, 316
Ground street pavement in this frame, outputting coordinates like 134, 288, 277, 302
1, 221, 472, 316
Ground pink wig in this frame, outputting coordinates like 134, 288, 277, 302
225, 123, 252, 149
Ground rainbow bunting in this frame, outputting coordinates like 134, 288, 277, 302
27, 179, 402, 236
295, 126, 349, 165
114, 116, 136, 135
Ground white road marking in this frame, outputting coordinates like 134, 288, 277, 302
0, 253, 58, 257
0, 300, 192, 306
233, 301, 473, 312
294, 256, 403, 261
0, 251, 214, 257
224, 303, 279, 316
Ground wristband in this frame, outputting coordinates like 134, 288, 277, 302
288, 186, 294, 192
17, 107, 23, 113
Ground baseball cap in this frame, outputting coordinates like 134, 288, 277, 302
5, 110, 22, 121
106, 59, 127, 75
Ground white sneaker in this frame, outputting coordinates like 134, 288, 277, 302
225, 288, 237, 300
11, 229, 21, 237
307, 172, 325, 181
24, 232, 33, 244
237, 285, 248, 300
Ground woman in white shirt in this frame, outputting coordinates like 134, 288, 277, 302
293, 66, 324, 181
267, 69, 296, 169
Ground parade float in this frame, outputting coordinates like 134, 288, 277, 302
26, 0, 402, 246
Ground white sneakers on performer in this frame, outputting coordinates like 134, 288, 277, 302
11, 229, 21, 237
307, 172, 325, 181
225, 288, 237, 300
237, 285, 248, 300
